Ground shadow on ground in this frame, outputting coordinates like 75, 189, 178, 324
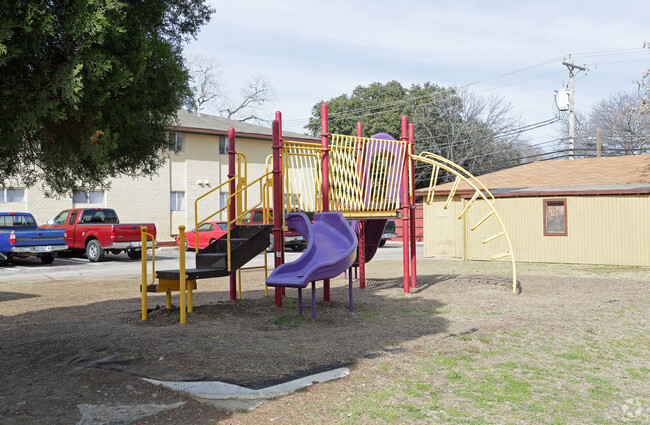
0, 272, 470, 423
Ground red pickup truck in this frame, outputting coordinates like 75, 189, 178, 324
42, 208, 156, 262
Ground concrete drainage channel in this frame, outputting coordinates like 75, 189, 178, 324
75, 367, 350, 425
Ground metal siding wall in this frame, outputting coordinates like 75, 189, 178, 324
461, 195, 649, 266
423, 198, 464, 258
463, 197, 512, 262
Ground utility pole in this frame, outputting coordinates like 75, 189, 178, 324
562, 58, 587, 160
596, 128, 602, 158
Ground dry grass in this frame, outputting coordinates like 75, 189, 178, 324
1, 259, 648, 424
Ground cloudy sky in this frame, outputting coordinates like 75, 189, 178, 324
184, 0, 650, 151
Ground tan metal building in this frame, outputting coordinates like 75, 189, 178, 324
418, 155, 650, 267
0, 110, 316, 242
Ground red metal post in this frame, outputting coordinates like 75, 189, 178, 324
228, 127, 237, 300
275, 111, 286, 271
409, 123, 417, 289
272, 120, 284, 307
400, 116, 410, 293
356, 122, 366, 289
321, 103, 331, 301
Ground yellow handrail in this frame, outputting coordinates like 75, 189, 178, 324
193, 170, 273, 272
193, 176, 237, 251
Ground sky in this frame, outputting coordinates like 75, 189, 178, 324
183, 0, 650, 153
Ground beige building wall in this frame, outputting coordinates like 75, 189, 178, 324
108, 161, 171, 239
422, 198, 465, 258
1, 132, 280, 243
424, 194, 650, 267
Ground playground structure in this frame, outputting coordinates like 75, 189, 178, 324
140, 104, 518, 323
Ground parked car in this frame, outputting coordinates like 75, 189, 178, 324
41, 208, 156, 262
175, 221, 228, 250
0, 212, 68, 265
380, 219, 397, 247
241, 208, 307, 251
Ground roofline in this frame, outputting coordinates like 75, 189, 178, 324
415, 188, 650, 199
174, 126, 318, 144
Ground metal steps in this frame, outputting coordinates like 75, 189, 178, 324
155, 224, 271, 281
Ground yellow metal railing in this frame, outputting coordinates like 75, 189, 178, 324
140, 226, 156, 320
141, 226, 192, 324
281, 135, 409, 217
412, 152, 518, 293
330, 134, 408, 214
194, 171, 273, 272
281, 140, 323, 213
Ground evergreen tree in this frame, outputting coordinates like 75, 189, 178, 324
0, 0, 213, 195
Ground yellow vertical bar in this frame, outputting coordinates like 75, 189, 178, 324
238, 269, 242, 299
187, 280, 193, 313
179, 225, 187, 325
141, 226, 148, 321
166, 291, 172, 309
426, 165, 439, 204
264, 248, 269, 296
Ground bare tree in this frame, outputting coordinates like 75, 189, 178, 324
413, 88, 527, 183
590, 92, 649, 155
186, 55, 274, 123
186, 54, 224, 116
559, 92, 649, 157
220, 74, 275, 124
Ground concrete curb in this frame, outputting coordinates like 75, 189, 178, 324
142, 367, 350, 401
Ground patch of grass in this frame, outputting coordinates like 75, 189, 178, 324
446, 370, 467, 383
356, 308, 380, 319
272, 314, 303, 327
478, 334, 493, 344
402, 388, 422, 398
556, 344, 591, 362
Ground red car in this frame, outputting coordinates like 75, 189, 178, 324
176, 221, 228, 250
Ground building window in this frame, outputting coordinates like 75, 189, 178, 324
170, 191, 186, 211
73, 190, 105, 204
219, 135, 228, 155
219, 192, 229, 209
544, 198, 567, 236
169, 132, 185, 152
0, 188, 26, 203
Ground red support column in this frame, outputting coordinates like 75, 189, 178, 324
356, 121, 366, 289
275, 111, 286, 297
400, 116, 410, 293
409, 123, 417, 289
321, 103, 331, 301
272, 120, 284, 307
228, 127, 237, 300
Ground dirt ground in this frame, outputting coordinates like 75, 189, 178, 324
1, 258, 648, 424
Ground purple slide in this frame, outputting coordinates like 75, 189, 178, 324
350, 219, 387, 265
266, 212, 358, 317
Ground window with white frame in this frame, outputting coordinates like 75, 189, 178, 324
219, 135, 228, 155
169, 132, 185, 152
73, 190, 105, 204
0, 188, 26, 203
170, 191, 186, 211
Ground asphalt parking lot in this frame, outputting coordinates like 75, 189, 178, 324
0, 242, 423, 284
